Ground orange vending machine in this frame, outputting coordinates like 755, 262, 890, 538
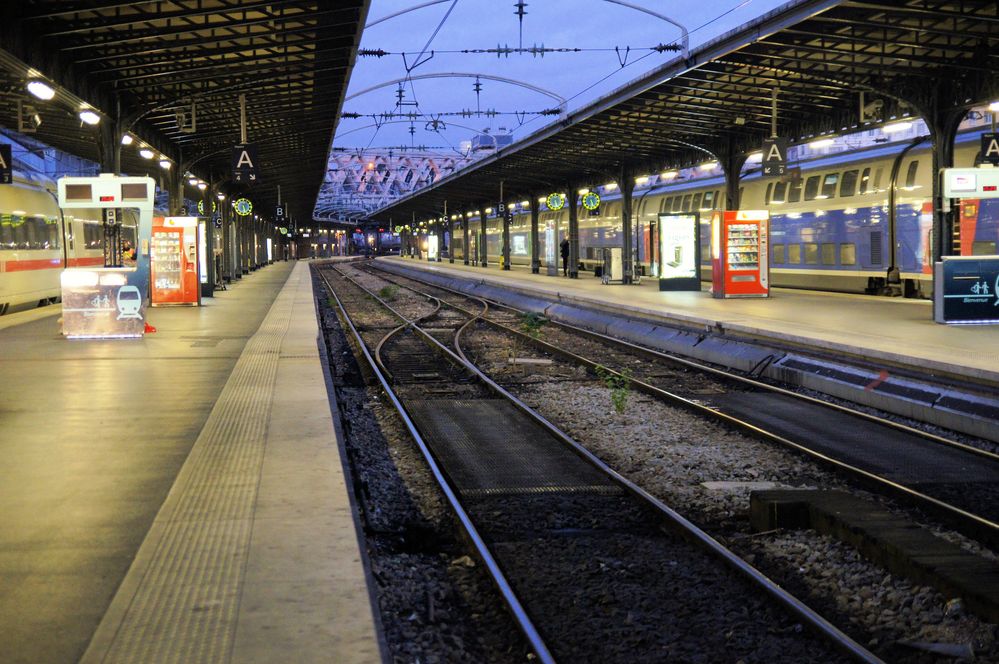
711, 210, 770, 298
150, 216, 201, 306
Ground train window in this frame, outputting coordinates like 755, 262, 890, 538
820, 174, 838, 199
788, 178, 803, 203
904, 161, 919, 189
873, 167, 884, 192
662, 197, 673, 212
671, 197, 682, 212
788, 243, 801, 263
804, 243, 819, 263
765, 183, 773, 205
771, 182, 787, 204
859, 168, 872, 194
803, 176, 820, 201
691, 193, 702, 210
973, 241, 997, 255
772, 244, 785, 263
681, 194, 692, 211
840, 170, 858, 197
840, 243, 856, 265
703, 190, 715, 209
821, 243, 836, 264
713, 190, 722, 209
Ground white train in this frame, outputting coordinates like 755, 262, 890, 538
450, 132, 995, 297
0, 176, 137, 315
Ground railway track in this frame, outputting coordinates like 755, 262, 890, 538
316, 261, 876, 664
363, 261, 999, 551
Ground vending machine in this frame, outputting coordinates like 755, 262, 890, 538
150, 216, 201, 306
711, 210, 770, 298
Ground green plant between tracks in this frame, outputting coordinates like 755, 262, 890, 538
595, 364, 632, 414
378, 284, 400, 301
519, 312, 548, 338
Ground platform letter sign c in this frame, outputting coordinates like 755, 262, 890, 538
983, 133, 999, 167
232, 143, 260, 184
0, 144, 11, 184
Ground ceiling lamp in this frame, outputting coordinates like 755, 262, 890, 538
158, 159, 171, 169
809, 137, 835, 149
197, 182, 207, 191
120, 134, 134, 146
139, 148, 155, 159
882, 121, 913, 134
78, 109, 101, 125
26, 80, 55, 101
698, 161, 719, 170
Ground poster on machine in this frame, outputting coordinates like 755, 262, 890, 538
658, 213, 700, 291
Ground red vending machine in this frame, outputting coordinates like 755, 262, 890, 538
711, 210, 770, 298
150, 216, 201, 306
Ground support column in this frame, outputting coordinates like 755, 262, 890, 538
619, 167, 636, 284
926, 110, 965, 261
721, 138, 748, 211
567, 187, 579, 279
448, 209, 455, 264
530, 196, 540, 273
436, 218, 443, 262
479, 203, 488, 267
463, 211, 470, 265
502, 203, 511, 270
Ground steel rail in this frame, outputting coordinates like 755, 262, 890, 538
315, 263, 556, 664
336, 261, 881, 664
371, 262, 999, 462
367, 265, 999, 547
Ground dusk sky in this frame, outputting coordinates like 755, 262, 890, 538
334, 0, 791, 156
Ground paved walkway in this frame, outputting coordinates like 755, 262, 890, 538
0, 261, 382, 664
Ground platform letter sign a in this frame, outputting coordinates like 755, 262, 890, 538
232, 143, 259, 183
0, 144, 11, 184
982, 133, 999, 167
762, 137, 788, 177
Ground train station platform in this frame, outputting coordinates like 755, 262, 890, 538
378, 256, 999, 388
0, 261, 382, 664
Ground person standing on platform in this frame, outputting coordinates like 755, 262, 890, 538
560, 238, 569, 276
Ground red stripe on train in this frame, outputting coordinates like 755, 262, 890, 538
67, 257, 105, 268
3, 258, 63, 272
1, 256, 103, 272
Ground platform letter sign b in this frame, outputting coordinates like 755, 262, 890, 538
232, 143, 259, 184
982, 133, 999, 167
0, 144, 11, 184
762, 137, 788, 177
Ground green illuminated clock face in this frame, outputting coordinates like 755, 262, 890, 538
234, 198, 253, 216
582, 191, 601, 210
546, 193, 565, 210
197, 199, 217, 215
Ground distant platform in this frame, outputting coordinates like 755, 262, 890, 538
377, 256, 999, 387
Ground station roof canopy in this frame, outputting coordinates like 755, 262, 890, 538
369, 0, 999, 224
0, 0, 369, 222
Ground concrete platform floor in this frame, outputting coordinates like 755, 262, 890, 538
381, 256, 999, 385
0, 261, 380, 664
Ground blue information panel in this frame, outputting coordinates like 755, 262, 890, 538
934, 256, 999, 324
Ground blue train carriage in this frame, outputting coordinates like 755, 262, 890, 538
441, 131, 994, 297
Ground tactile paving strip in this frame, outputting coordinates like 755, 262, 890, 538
88, 273, 298, 664
406, 399, 620, 496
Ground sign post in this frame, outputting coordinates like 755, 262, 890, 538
232, 143, 259, 183
762, 137, 788, 177
0, 143, 11, 184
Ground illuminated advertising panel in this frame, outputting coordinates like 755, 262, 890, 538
658, 212, 700, 291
